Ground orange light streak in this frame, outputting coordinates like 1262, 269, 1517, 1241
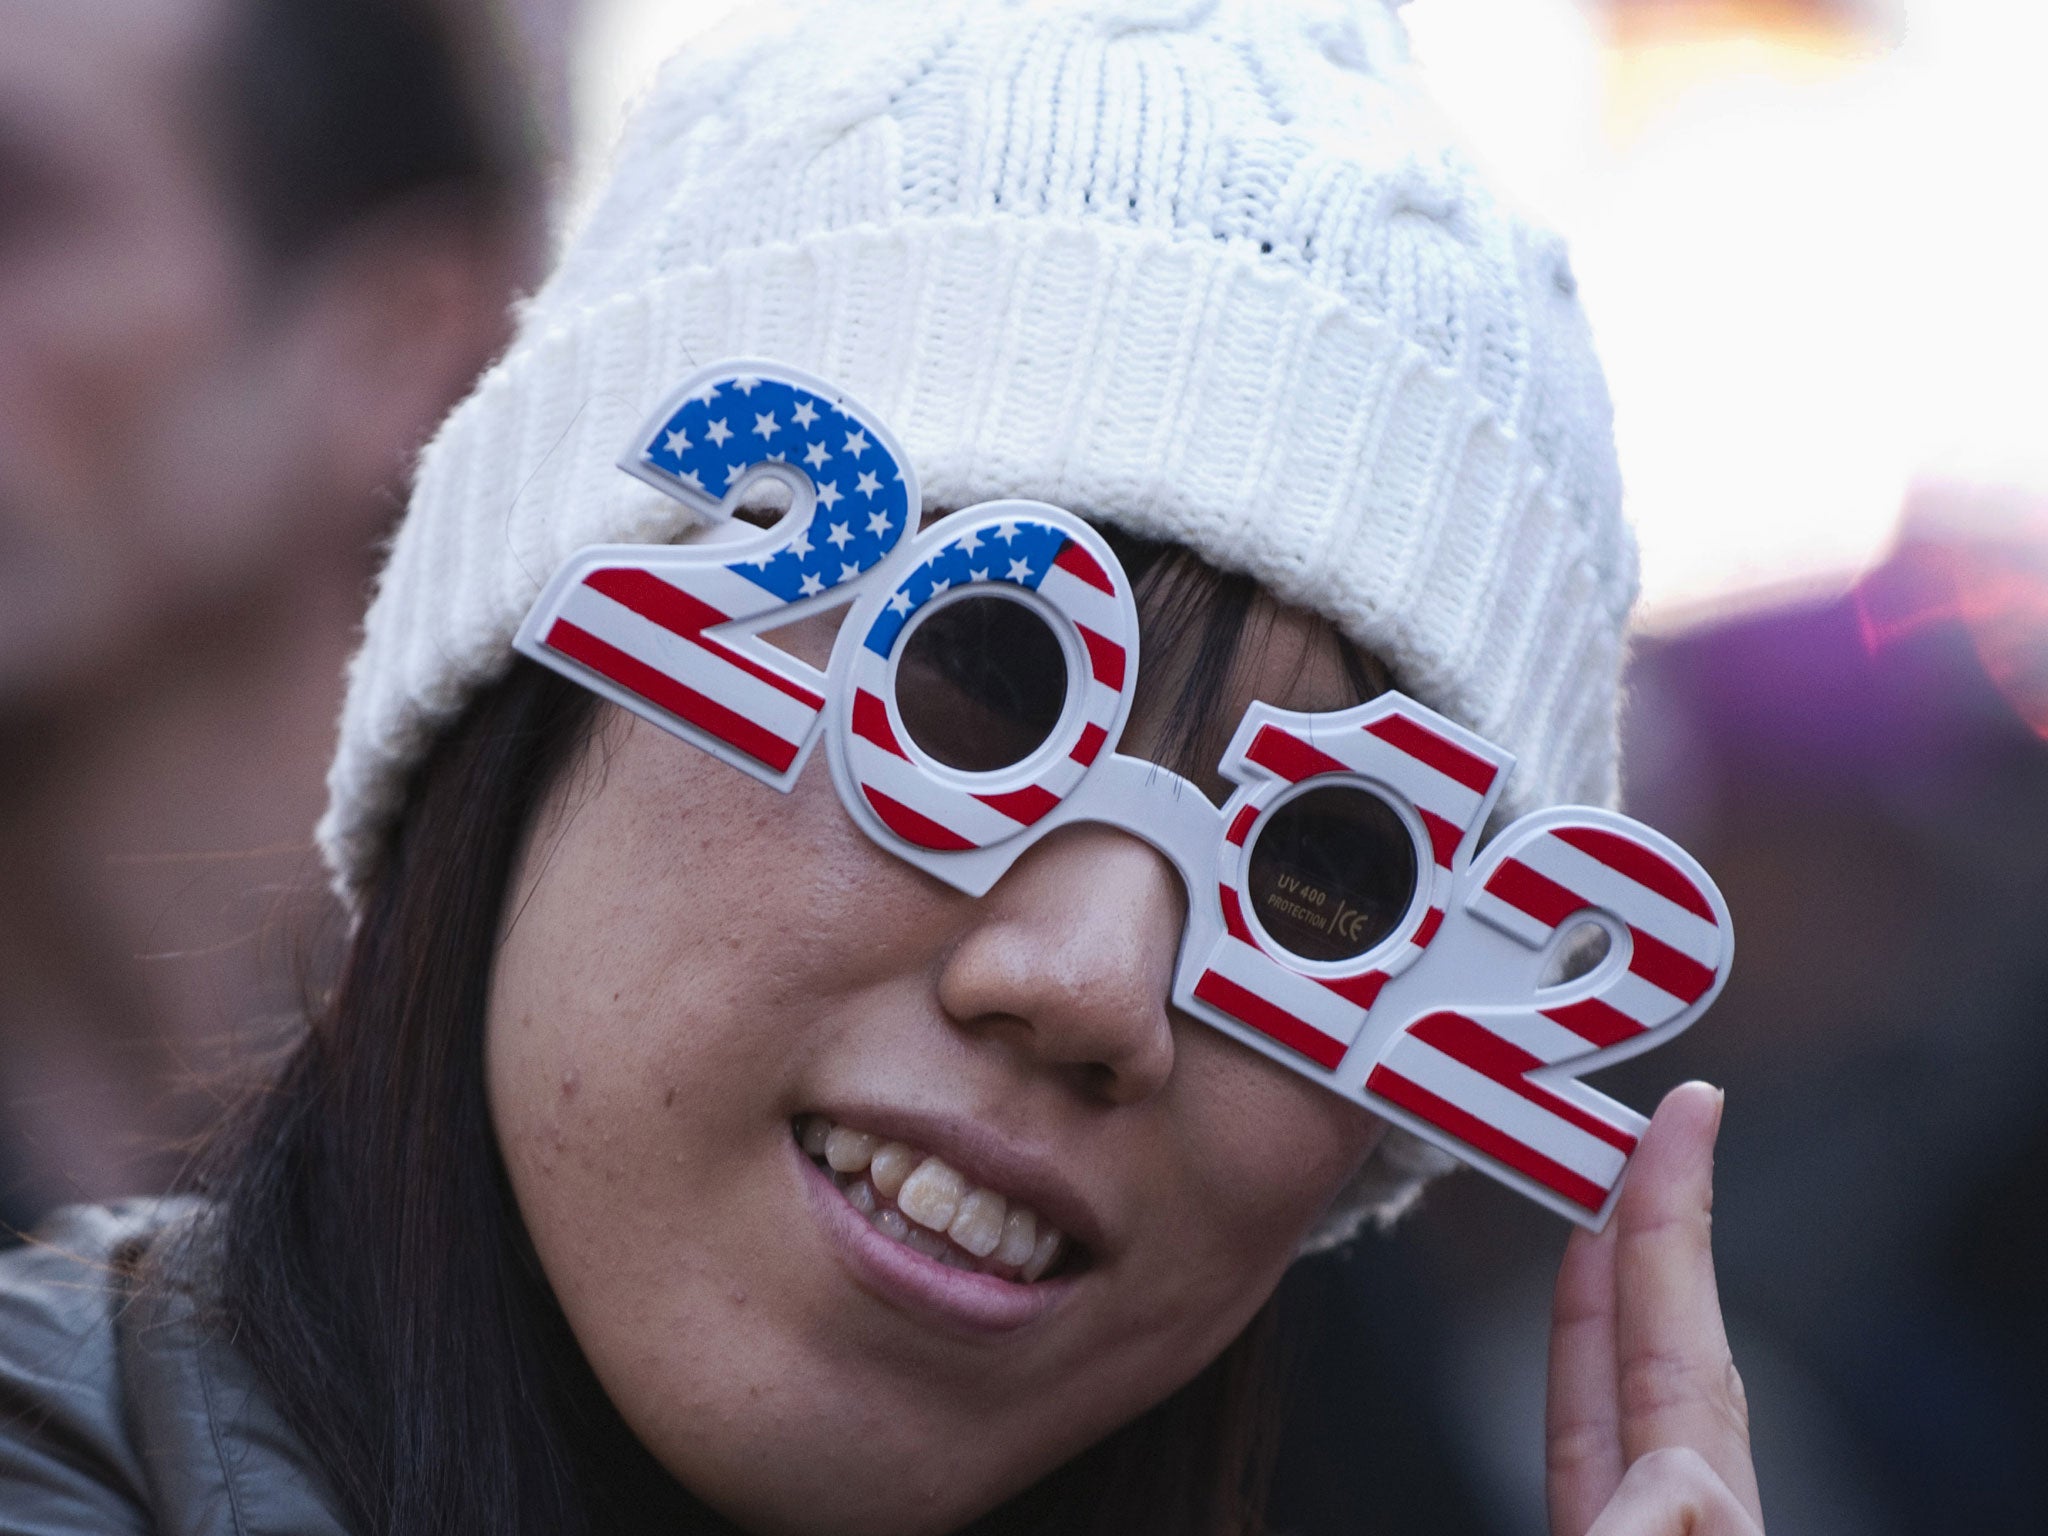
1853, 499, 2048, 740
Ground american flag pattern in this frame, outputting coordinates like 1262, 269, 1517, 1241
516, 360, 1735, 1229
527, 368, 913, 785
1365, 814, 1729, 1216
843, 508, 1136, 853
1187, 699, 1508, 1071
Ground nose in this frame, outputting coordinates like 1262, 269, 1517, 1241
935, 824, 1186, 1104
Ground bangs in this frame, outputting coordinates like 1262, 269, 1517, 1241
1094, 525, 1393, 790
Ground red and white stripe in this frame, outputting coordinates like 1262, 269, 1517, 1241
1188, 700, 1510, 1070
1190, 879, 1401, 1069
843, 524, 1135, 854
541, 563, 825, 776
1367, 1010, 1639, 1214
1366, 817, 1728, 1214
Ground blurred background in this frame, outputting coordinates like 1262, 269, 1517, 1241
1, 0, 2041, 1532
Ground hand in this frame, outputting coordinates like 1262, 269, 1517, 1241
1545, 1083, 1765, 1536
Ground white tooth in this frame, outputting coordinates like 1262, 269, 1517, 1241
799, 1116, 832, 1157
903, 1225, 950, 1260
824, 1127, 879, 1173
1021, 1227, 1065, 1282
868, 1142, 918, 1199
870, 1207, 909, 1242
844, 1177, 876, 1216
896, 1158, 965, 1232
994, 1206, 1038, 1268
947, 1188, 1007, 1258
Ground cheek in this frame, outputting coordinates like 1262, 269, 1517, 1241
491, 756, 846, 1168
1025, 1031, 1383, 1448
500, 757, 894, 1034
482, 718, 951, 1296
1139, 1029, 1385, 1320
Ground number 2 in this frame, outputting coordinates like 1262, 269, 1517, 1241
513, 362, 917, 789
1358, 810, 1733, 1225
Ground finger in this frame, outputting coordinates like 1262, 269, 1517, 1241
1547, 1214, 1625, 1536
1612, 1082, 1762, 1525
1583, 1447, 1765, 1536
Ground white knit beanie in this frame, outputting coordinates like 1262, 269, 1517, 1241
321, 0, 1636, 1240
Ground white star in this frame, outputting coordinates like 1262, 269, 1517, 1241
733, 376, 761, 394
798, 572, 825, 597
840, 562, 861, 583
684, 380, 721, 404
817, 481, 842, 509
957, 528, 982, 555
792, 400, 818, 428
931, 577, 952, 596
856, 471, 882, 498
675, 469, 703, 491
826, 521, 853, 549
1007, 557, 1033, 581
789, 529, 813, 558
663, 428, 692, 457
803, 440, 830, 469
720, 462, 744, 488
866, 510, 893, 538
843, 429, 870, 457
887, 591, 913, 616
995, 521, 1020, 542
970, 566, 989, 581
749, 551, 776, 569
706, 418, 733, 447
753, 411, 779, 438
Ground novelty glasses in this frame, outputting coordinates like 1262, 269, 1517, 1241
515, 363, 1734, 1228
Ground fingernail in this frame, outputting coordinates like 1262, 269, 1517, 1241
1678, 1079, 1725, 1144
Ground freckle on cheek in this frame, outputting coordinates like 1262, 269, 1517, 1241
561, 1071, 580, 1100
663, 1086, 677, 1108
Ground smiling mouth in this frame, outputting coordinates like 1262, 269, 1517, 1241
794, 1115, 1076, 1282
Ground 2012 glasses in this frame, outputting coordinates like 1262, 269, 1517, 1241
515, 362, 1733, 1228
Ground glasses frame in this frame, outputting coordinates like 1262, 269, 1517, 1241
514, 361, 1735, 1230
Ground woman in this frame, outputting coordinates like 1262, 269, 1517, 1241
0, 3, 1762, 1533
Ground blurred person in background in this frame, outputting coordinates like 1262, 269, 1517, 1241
0, 0, 553, 1225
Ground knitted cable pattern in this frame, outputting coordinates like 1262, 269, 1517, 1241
319, 0, 1633, 1241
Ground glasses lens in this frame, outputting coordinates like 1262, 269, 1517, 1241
895, 594, 1069, 773
1245, 784, 1418, 963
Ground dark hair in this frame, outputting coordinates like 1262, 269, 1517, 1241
201, 532, 1387, 1534
202, 0, 537, 264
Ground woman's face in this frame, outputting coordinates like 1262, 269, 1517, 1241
486, 587, 1388, 1536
